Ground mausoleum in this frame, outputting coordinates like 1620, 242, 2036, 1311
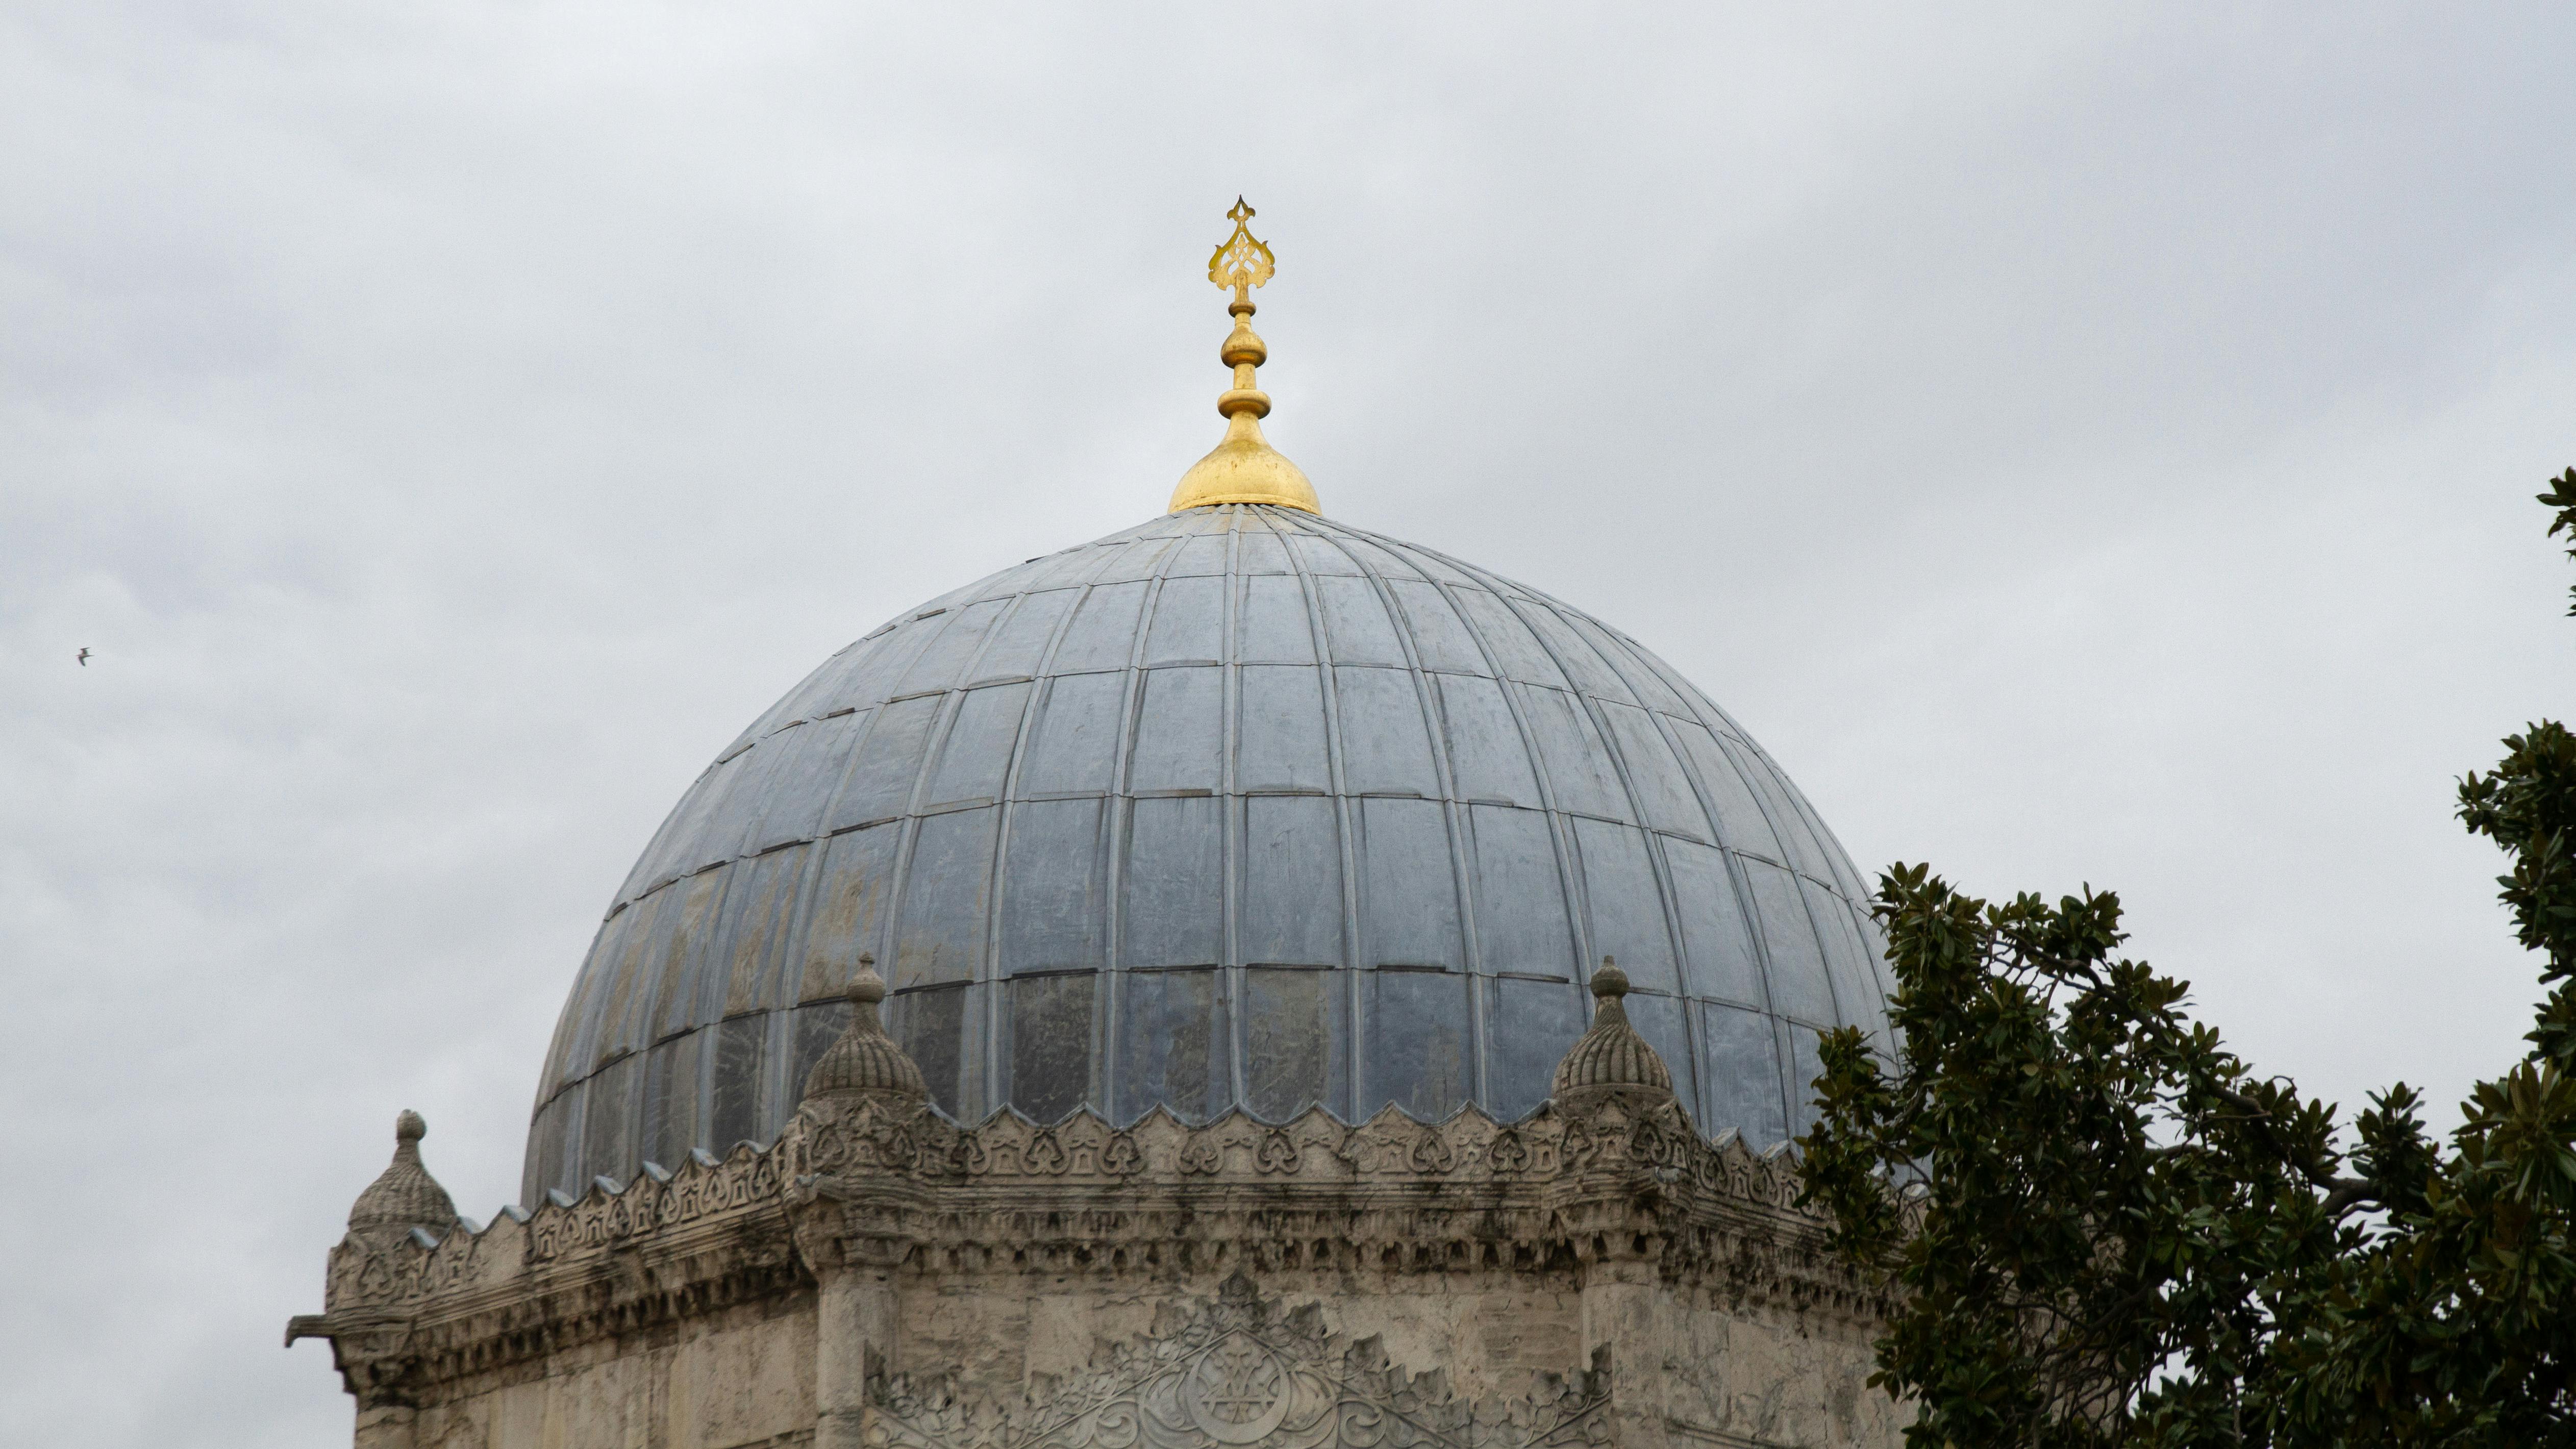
289, 203, 1909, 1449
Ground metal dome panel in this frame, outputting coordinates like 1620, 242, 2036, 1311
523, 505, 1892, 1206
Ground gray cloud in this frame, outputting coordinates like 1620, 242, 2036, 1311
5, 4, 2572, 1441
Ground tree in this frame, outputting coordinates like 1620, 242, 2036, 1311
1800, 469, 2576, 1448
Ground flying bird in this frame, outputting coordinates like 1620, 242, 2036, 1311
76, 648, 90, 666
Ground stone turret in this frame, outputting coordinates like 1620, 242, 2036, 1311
799, 955, 926, 1110
345, 1111, 457, 1244
1552, 959, 1678, 1116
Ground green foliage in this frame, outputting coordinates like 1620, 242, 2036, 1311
1801, 470, 2576, 1448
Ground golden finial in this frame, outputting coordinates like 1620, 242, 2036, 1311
1169, 197, 1319, 515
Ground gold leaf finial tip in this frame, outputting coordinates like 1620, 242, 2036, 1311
1207, 197, 1276, 306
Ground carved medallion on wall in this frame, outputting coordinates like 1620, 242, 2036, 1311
1177, 1333, 1292, 1443
867, 1273, 1610, 1449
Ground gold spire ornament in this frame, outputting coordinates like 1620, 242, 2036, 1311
1168, 198, 1320, 514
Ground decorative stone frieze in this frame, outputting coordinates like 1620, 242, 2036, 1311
290, 1095, 1871, 1386
527, 1141, 792, 1263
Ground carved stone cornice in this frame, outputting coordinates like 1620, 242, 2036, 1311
289, 1093, 1887, 1408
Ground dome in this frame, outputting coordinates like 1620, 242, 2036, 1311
522, 503, 1892, 1204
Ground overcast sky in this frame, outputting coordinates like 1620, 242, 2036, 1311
6, 5, 2573, 1443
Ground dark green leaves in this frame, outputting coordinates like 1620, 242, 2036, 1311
1802, 470, 2576, 1449
1803, 870, 2362, 1448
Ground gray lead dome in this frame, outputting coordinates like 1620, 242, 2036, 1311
523, 504, 1892, 1205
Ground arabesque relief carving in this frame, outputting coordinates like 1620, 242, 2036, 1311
326, 1223, 482, 1313
866, 1274, 1611, 1449
528, 1139, 790, 1262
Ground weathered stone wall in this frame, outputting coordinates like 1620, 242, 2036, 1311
1658, 1294, 1899, 1449
401, 1300, 814, 1449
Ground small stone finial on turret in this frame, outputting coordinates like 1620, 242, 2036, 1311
346, 1109, 459, 1240
1169, 198, 1320, 515
1551, 957, 1677, 1113
801, 954, 929, 1109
